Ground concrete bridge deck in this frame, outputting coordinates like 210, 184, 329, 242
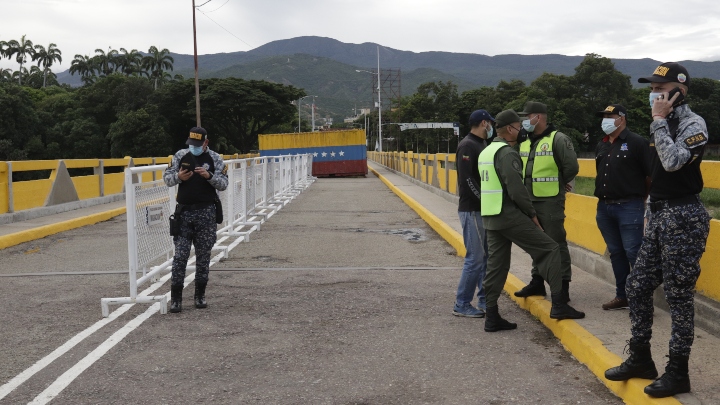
0, 162, 716, 404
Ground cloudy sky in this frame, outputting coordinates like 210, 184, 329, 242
3, 0, 720, 73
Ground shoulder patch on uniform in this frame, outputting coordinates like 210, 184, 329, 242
564, 137, 574, 151
221, 165, 228, 175
684, 133, 707, 147
462, 155, 470, 161
512, 160, 522, 171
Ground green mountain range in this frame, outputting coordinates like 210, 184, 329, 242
56, 36, 720, 122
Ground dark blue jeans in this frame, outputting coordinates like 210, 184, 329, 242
596, 199, 644, 299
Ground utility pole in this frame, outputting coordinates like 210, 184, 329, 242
377, 46, 382, 152
192, 0, 201, 127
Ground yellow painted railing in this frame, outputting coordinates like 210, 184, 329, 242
369, 152, 720, 303
0, 154, 256, 215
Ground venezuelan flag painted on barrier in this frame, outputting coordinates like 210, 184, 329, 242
259, 130, 368, 177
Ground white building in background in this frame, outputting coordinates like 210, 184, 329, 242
344, 108, 371, 123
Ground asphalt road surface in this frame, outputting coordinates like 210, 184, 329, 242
0, 177, 621, 404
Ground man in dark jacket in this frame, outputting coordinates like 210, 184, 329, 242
452, 109, 494, 318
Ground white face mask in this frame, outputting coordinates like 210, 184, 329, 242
601, 117, 620, 135
649, 92, 663, 108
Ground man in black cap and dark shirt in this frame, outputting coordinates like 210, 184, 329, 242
163, 127, 228, 313
452, 109, 494, 318
605, 62, 711, 398
594, 104, 650, 311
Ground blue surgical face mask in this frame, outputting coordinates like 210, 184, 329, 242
601, 117, 619, 135
522, 115, 540, 133
522, 119, 536, 132
649, 92, 663, 109
189, 145, 204, 156
486, 123, 494, 138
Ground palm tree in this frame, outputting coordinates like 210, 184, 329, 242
69, 54, 96, 85
0, 68, 13, 82
142, 46, 174, 90
11, 67, 29, 84
4, 35, 35, 84
93, 47, 119, 76
33, 43, 62, 87
117, 48, 145, 77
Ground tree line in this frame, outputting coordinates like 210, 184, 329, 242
364, 54, 720, 154
0, 74, 305, 161
1, 35, 178, 89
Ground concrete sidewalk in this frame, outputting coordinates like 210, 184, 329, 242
369, 160, 718, 405
0, 200, 126, 249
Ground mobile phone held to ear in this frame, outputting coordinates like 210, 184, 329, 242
668, 87, 685, 107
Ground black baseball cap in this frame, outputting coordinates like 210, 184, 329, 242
638, 62, 690, 87
495, 110, 521, 128
595, 104, 627, 118
519, 101, 547, 116
186, 127, 208, 146
468, 109, 495, 126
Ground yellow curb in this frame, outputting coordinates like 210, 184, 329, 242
369, 166, 466, 257
0, 207, 126, 250
369, 163, 682, 405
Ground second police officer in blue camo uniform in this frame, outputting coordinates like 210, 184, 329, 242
605, 62, 711, 398
164, 127, 228, 313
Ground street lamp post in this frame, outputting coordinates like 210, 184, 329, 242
297, 95, 317, 132
356, 46, 382, 152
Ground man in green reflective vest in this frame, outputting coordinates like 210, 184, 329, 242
514, 101, 579, 304
479, 110, 585, 332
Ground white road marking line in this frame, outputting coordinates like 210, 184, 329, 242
0, 270, 174, 401
0, 213, 275, 400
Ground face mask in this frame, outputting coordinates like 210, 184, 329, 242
189, 145, 204, 156
522, 115, 538, 132
516, 127, 528, 144
486, 123, 494, 138
649, 92, 663, 109
601, 118, 619, 135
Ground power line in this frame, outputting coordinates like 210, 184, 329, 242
197, 8, 253, 49
204, 0, 230, 12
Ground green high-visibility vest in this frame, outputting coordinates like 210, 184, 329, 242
478, 142, 509, 216
519, 131, 559, 197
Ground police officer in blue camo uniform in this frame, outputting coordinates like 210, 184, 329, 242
164, 127, 228, 313
605, 62, 711, 398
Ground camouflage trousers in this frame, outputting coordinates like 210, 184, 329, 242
171, 205, 217, 287
627, 201, 710, 356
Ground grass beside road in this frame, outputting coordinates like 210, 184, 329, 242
572, 177, 720, 219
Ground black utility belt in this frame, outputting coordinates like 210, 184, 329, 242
177, 202, 214, 211
602, 197, 643, 204
649, 195, 700, 214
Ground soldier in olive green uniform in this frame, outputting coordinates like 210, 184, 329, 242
514, 101, 579, 303
479, 110, 585, 332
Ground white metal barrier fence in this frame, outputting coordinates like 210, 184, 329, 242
100, 154, 314, 317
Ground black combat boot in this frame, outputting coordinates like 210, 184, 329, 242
644, 354, 690, 398
169, 284, 183, 313
549, 293, 585, 320
514, 274, 546, 297
605, 341, 658, 381
194, 281, 208, 309
562, 279, 571, 303
484, 305, 517, 332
